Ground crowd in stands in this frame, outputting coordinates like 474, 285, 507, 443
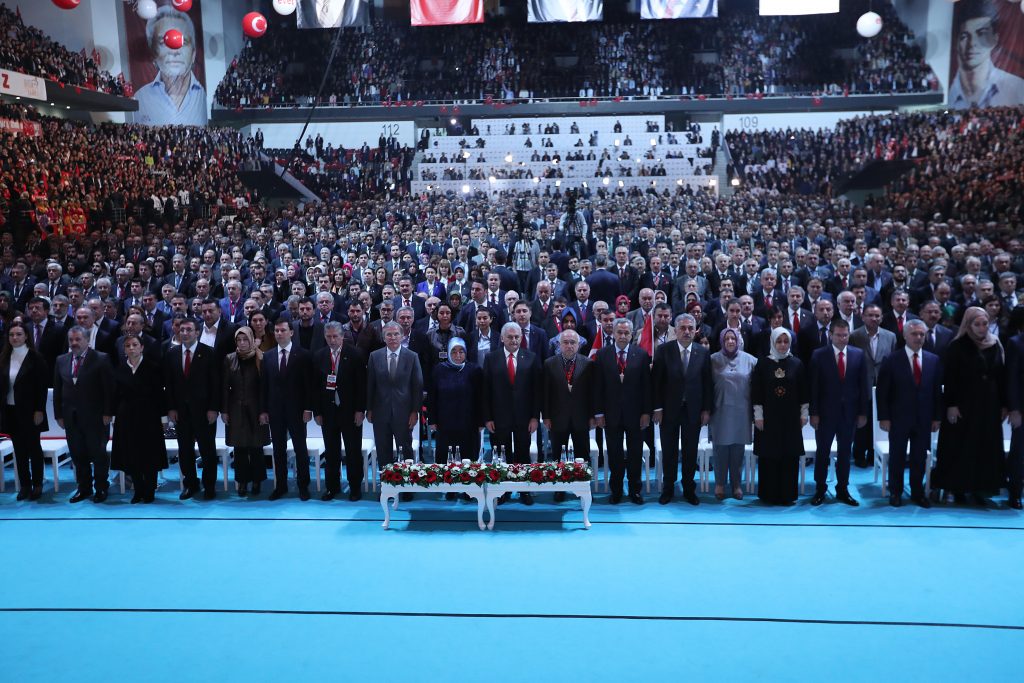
0, 4, 125, 96
214, 4, 936, 109
725, 107, 1024, 223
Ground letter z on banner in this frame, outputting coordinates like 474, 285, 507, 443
0, 68, 46, 101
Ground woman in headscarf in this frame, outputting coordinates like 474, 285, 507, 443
687, 298, 713, 349
934, 306, 1008, 505
422, 302, 466, 385
550, 307, 589, 356
615, 295, 632, 318
427, 338, 483, 493
221, 326, 271, 496
751, 327, 808, 505
709, 327, 757, 500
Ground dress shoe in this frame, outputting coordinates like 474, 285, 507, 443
237, 483, 248, 497
444, 492, 457, 501
497, 492, 511, 506
732, 488, 744, 501
520, 492, 534, 506
298, 487, 310, 501
179, 487, 196, 501
658, 491, 674, 505
911, 494, 932, 509
609, 491, 622, 505
399, 492, 413, 502
92, 490, 108, 504
714, 485, 725, 501
553, 491, 566, 503
810, 491, 827, 506
70, 490, 92, 503
143, 493, 155, 504
29, 486, 42, 501
1008, 497, 1023, 510
629, 493, 644, 505
835, 490, 859, 507
348, 490, 361, 502
953, 493, 967, 505
252, 482, 262, 495
321, 490, 336, 502
268, 488, 287, 501
203, 489, 216, 501
972, 493, 989, 507
16, 489, 29, 501
853, 458, 868, 469
683, 491, 699, 506
131, 493, 144, 504
889, 493, 902, 508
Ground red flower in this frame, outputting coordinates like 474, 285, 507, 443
425, 471, 437, 483
529, 469, 545, 483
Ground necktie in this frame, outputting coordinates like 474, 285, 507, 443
837, 350, 846, 380
72, 354, 82, 378
913, 352, 921, 386
619, 267, 626, 280
765, 295, 772, 310
617, 350, 627, 374
521, 330, 528, 349
50, 283, 56, 298
34, 325, 41, 347
184, 348, 192, 378
819, 326, 827, 346
792, 312, 800, 334
680, 346, 689, 374
579, 303, 587, 322
404, 299, 411, 309
491, 294, 497, 305
897, 315, 904, 334
280, 348, 288, 373
507, 353, 516, 385
542, 302, 549, 316
388, 352, 396, 378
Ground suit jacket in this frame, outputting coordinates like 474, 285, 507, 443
219, 297, 248, 326
465, 327, 502, 366
393, 294, 427, 320
651, 341, 713, 425
366, 346, 424, 427
0, 347, 50, 432
416, 280, 447, 299
480, 347, 541, 430
880, 311, 920, 347
114, 333, 161, 367
797, 322, 832, 367
876, 348, 943, 436
610, 265, 640, 304
200, 321, 237, 361
586, 269, 622, 308
752, 289, 786, 319
542, 353, 594, 431
163, 343, 221, 417
640, 270, 672, 296
1006, 333, 1024, 415
25, 318, 65, 385
566, 300, 598, 339
53, 349, 115, 427
519, 324, 550, 360
849, 327, 898, 385
261, 345, 315, 421
592, 344, 652, 429
530, 298, 557, 325
809, 345, 870, 427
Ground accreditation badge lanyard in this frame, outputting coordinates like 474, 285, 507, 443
564, 360, 576, 393
326, 350, 339, 391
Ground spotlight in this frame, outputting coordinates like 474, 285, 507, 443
488, 176, 496, 183
505, 154, 513, 163
731, 178, 740, 187
461, 184, 470, 194
555, 180, 561, 187
450, 118, 457, 125
614, 139, 620, 147
618, 180, 624, 187
602, 177, 610, 185
650, 138, 657, 146
532, 177, 540, 184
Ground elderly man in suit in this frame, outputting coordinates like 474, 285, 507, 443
876, 319, 943, 508
260, 320, 315, 501
542, 329, 594, 502
594, 318, 652, 504
367, 322, 424, 470
54, 326, 115, 503
849, 303, 897, 467
809, 319, 871, 506
653, 313, 713, 505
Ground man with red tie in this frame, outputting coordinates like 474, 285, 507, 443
809, 319, 870, 506
876, 320, 942, 508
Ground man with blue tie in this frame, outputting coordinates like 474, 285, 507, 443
809, 319, 870, 506
876, 320, 943, 508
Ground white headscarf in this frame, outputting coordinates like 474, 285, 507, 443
768, 327, 793, 361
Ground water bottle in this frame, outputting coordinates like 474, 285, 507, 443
446, 446, 454, 466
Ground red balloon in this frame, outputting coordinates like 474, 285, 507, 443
171, 0, 193, 11
163, 30, 184, 50
243, 12, 268, 39
51, 0, 81, 9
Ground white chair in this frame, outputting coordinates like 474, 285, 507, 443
799, 439, 837, 495
265, 439, 325, 490
40, 438, 72, 493
0, 440, 16, 493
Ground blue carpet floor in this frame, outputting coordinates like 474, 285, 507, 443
2, 465, 1022, 682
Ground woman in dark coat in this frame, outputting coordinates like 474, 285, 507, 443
111, 335, 168, 504
934, 306, 1007, 504
0, 322, 49, 500
221, 326, 271, 496
751, 327, 808, 505
427, 337, 482, 466
421, 303, 466, 384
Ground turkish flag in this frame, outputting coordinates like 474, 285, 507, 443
411, 0, 484, 26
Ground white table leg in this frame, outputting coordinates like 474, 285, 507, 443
486, 491, 498, 530
579, 489, 592, 529
381, 492, 392, 529
473, 491, 485, 530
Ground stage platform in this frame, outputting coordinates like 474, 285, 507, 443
1, 465, 1021, 682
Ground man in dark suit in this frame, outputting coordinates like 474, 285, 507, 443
513, 301, 549, 360
594, 318, 652, 504
610, 248, 640, 305
393, 276, 427, 320
25, 296, 65, 385
566, 280, 598, 341
290, 298, 327, 354
542, 329, 594, 503
74, 306, 116, 358
797, 298, 834, 368
919, 301, 954, 360
652, 313, 712, 505
260, 320, 315, 501
809, 319, 870, 506
114, 313, 161, 366
881, 291, 919, 348
752, 269, 786, 319
366, 322, 424, 469
1006, 322, 1024, 510
163, 318, 221, 500
198, 298, 236, 362
876, 319, 942, 508
53, 327, 114, 503
587, 254, 623, 308
314, 322, 368, 501
481, 322, 542, 502
530, 279, 557, 325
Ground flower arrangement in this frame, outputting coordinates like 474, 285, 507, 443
380, 460, 593, 486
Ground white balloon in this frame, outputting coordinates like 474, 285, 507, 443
272, 0, 298, 16
137, 0, 157, 21
857, 11, 883, 39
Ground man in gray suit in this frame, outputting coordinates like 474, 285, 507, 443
53, 326, 115, 503
849, 303, 897, 467
366, 322, 424, 470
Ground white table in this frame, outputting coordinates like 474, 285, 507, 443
379, 483, 487, 530
484, 481, 593, 530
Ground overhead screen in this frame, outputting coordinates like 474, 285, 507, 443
641, 0, 718, 20
410, 0, 484, 26
296, 0, 369, 28
759, 0, 838, 16
527, 0, 603, 23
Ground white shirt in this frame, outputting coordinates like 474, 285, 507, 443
6, 345, 27, 405
833, 345, 848, 364
504, 348, 517, 372
200, 322, 219, 349
127, 355, 144, 376
949, 62, 1024, 109
181, 342, 199, 371
277, 342, 293, 363
135, 71, 208, 127
89, 324, 100, 349
905, 345, 922, 367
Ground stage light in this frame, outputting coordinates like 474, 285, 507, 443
731, 177, 741, 187
488, 176, 496, 183
614, 139, 620, 147
504, 154, 513, 163
461, 184, 470, 194
450, 118, 457, 125
650, 138, 657, 146
618, 180, 624, 187
533, 177, 540, 184
602, 177, 610, 185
